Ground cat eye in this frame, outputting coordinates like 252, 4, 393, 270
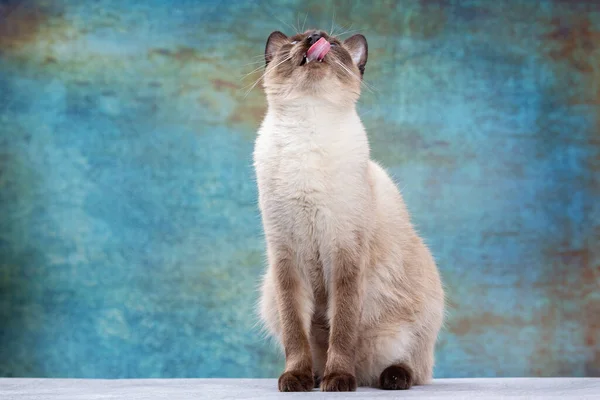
291, 41, 298, 44
330, 43, 337, 47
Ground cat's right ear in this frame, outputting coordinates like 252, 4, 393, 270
343, 34, 368, 76
265, 31, 288, 65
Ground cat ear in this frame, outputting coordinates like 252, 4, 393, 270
265, 31, 288, 65
343, 34, 368, 75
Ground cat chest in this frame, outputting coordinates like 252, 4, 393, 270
257, 151, 335, 231
271, 141, 351, 205
255, 132, 363, 243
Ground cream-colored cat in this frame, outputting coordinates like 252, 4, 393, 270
254, 29, 444, 392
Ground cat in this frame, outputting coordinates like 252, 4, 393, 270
253, 29, 445, 392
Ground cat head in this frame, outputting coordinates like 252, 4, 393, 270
262, 30, 368, 106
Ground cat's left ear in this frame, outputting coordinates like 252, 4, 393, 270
265, 31, 288, 65
343, 34, 368, 76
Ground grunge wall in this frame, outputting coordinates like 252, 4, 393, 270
0, 0, 598, 378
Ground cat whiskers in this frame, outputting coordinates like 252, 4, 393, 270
301, 13, 308, 33
238, 54, 272, 65
239, 53, 290, 82
272, 14, 299, 35
240, 60, 266, 69
333, 60, 377, 94
331, 22, 351, 37
240, 64, 268, 81
243, 55, 293, 98
330, 9, 336, 36
335, 27, 361, 38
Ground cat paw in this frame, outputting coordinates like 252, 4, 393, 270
320, 372, 357, 392
379, 363, 413, 390
278, 370, 314, 392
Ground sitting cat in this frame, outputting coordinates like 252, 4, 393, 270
254, 29, 445, 392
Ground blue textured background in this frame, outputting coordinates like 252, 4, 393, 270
0, 0, 599, 378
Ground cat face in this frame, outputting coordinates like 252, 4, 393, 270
262, 30, 368, 105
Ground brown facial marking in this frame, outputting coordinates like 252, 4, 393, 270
262, 29, 368, 99
379, 363, 414, 390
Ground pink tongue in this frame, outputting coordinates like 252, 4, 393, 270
306, 37, 331, 62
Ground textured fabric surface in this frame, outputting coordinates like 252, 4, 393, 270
1, 378, 600, 400
1, 0, 599, 379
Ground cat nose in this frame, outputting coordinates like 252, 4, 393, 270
307, 33, 322, 45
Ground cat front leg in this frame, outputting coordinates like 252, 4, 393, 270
310, 316, 329, 387
271, 245, 315, 392
321, 244, 365, 392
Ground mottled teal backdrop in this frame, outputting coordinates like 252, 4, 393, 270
0, 0, 599, 379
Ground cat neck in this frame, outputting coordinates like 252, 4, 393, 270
267, 96, 361, 133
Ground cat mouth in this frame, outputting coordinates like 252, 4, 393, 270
299, 37, 331, 66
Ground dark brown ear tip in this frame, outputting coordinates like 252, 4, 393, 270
344, 33, 367, 44
265, 31, 288, 64
268, 31, 288, 40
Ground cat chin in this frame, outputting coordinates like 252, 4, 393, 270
299, 67, 331, 84
265, 75, 358, 106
